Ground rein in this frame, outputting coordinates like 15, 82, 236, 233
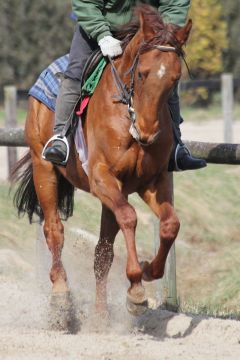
109, 54, 139, 106
109, 44, 180, 145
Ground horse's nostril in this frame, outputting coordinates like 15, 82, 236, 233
140, 135, 149, 143
139, 134, 154, 146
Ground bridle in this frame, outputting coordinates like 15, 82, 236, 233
109, 44, 181, 146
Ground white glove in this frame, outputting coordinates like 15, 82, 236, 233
98, 35, 123, 58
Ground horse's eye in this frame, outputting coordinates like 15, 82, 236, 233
138, 71, 144, 80
138, 70, 149, 80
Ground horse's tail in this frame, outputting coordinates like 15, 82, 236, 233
11, 151, 75, 224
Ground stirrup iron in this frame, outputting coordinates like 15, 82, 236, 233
174, 143, 191, 172
42, 134, 70, 165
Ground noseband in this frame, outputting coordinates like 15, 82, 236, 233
109, 44, 179, 146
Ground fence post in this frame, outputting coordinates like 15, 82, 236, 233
154, 173, 178, 310
4, 86, 17, 178
221, 73, 234, 143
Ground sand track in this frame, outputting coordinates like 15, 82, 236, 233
0, 230, 240, 360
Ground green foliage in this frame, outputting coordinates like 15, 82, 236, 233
185, 0, 227, 78
0, 0, 73, 89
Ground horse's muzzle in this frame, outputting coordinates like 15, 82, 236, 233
138, 130, 161, 146
129, 121, 161, 146
137, 129, 161, 146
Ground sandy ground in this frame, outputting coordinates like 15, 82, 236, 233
0, 121, 240, 359
0, 226, 240, 360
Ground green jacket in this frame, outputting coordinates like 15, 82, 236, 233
72, 0, 190, 43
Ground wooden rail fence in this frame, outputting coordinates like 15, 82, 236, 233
1, 127, 240, 164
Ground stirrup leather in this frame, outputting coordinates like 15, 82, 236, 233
42, 134, 70, 165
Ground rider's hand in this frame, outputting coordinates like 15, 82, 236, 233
98, 36, 123, 58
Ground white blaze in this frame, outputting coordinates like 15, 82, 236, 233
157, 64, 166, 79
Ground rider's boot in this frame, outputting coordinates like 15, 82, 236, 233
168, 86, 207, 172
42, 77, 81, 165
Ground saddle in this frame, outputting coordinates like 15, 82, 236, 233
67, 50, 107, 136
81, 49, 106, 90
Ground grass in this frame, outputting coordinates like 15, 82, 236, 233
179, 300, 240, 321
0, 183, 36, 263
0, 108, 27, 127
174, 165, 240, 316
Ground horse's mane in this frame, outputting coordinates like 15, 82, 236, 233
116, 4, 184, 56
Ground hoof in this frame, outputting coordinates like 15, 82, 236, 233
126, 296, 148, 316
94, 310, 111, 330
84, 309, 111, 333
126, 286, 148, 316
95, 308, 110, 323
49, 291, 80, 333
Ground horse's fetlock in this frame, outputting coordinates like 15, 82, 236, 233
127, 266, 142, 284
152, 268, 164, 280
50, 263, 66, 283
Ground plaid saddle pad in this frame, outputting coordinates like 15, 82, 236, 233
28, 53, 107, 113
28, 55, 69, 112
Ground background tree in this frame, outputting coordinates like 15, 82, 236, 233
0, 0, 73, 89
0, 0, 236, 92
180, 0, 227, 105
185, 0, 227, 79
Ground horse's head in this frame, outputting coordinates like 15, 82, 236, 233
118, 5, 192, 145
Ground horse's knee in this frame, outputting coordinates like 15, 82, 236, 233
161, 215, 180, 243
114, 204, 137, 231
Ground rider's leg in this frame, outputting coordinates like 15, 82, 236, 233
168, 84, 207, 171
43, 26, 98, 165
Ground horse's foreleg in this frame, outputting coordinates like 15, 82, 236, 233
94, 204, 119, 313
32, 154, 68, 293
91, 163, 146, 311
138, 172, 180, 281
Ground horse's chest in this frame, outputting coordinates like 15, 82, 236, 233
135, 149, 151, 177
112, 141, 169, 193
118, 146, 160, 187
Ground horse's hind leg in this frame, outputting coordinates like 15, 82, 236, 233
94, 204, 119, 313
31, 155, 78, 331
138, 172, 180, 281
31, 154, 69, 294
25, 99, 68, 294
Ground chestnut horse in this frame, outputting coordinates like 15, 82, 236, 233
13, 5, 191, 316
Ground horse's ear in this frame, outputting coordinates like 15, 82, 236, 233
175, 19, 192, 45
139, 11, 155, 40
